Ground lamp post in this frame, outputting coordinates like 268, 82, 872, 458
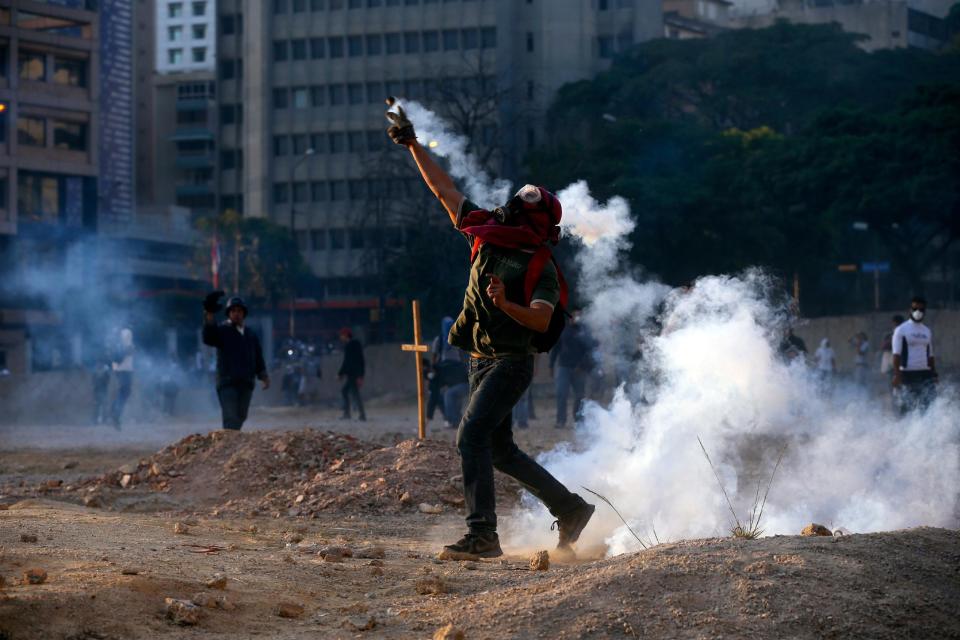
288, 148, 315, 338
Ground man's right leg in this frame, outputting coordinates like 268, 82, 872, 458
340, 380, 351, 418
217, 385, 242, 430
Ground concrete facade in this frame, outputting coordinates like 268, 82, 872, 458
155, 0, 217, 74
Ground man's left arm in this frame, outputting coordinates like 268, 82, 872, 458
485, 275, 552, 333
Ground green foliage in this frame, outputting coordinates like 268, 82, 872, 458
193, 210, 316, 307
528, 22, 960, 306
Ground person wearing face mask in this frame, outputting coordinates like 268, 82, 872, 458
387, 99, 595, 559
891, 296, 937, 414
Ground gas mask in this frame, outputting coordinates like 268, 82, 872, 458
911, 309, 925, 321
493, 184, 544, 224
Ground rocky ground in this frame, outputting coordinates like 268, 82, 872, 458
1, 407, 959, 639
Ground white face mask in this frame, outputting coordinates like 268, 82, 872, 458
911, 309, 925, 322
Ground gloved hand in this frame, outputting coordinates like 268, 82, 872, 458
203, 290, 225, 313
385, 97, 416, 146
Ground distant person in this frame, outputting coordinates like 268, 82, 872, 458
110, 328, 135, 429
814, 338, 836, 394
850, 332, 870, 386
90, 353, 111, 425
428, 316, 457, 425
338, 328, 366, 421
892, 297, 938, 414
160, 356, 180, 416
879, 315, 904, 378
550, 311, 592, 429
202, 292, 270, 431
779, 328, 807, 362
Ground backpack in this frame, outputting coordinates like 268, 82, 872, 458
524, 246, 569, 354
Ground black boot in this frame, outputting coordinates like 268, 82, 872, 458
441, 531, 503, 559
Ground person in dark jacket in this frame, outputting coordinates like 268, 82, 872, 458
549, 312, 593, 428
202, 293, 270, 430
338, 328, 366, 421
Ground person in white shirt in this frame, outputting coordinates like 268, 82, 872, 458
814, 337, 836, 395
850, 332, 870, 386
891, 296, 938, 414
110, 327, 135, 429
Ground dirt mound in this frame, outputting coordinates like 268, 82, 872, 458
251, 438, 517, 517
67, 431, 514, 517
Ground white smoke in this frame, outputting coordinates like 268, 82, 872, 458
399, 103, 960, 554
396, 99, 512, 209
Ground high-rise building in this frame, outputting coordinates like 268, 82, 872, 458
215, 0, 662, 340
157, 0, 217, 74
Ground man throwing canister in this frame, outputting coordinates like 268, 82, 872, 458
387, 99, 594, 558
202, 292, 270, 430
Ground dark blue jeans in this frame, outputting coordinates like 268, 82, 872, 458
217, 382, 253, 430
457, 356, 581, 534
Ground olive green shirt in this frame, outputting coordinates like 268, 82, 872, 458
448, 199, 560, 357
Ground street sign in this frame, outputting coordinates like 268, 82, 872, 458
861, 261, 890, 273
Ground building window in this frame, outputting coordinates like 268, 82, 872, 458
365, 34, 382, 55
349, 227, 364, 247
311, 181, 327, 201
329, 85, 345, 105
348, 131, 364, 152
17, 171, 60, 223
349, 180, 366, 200
169, 2, 183, 17
310, 38, 325, 58
366, 82, 383, 103
367, 0, 382, 6
18, 50, 46, 81
329, 228, 345, 249
219, 58, 235, 80
310, 133, 327, 153
328, 36, 344, 58
292, 134, 309, 154
423, 30, 439, 52
293, 0, 307, 11
274, 135, 289, 156
273, 184, 289, 204
274, 0, 288, 13
481, 27, 497, 48
348, 35, 363, 57
220, 104, 237, 124
292, 87, 309, 108
17, 116, 45, 147
17, 11, 91, 38
273, 40, 288, 61
168, 25, 183, 41
220, 14, 236, 35
293, 182, 309, 203
330, 0, 344, 8
53, 56, 87, 87
52, 120, 87, 151
462, 28, 479, 50
192, 47, 206, 63
192, 24, 206, 39
311, 229, 326, 250
310, 86, 325, 106
348, 83, 364, 104
404, 79, 421, 99
598, 35, 614, 58
273, 88, 288, 109
331, 181, 346, 201
367, 130, 384, 151
291, 39, 307, 60
526, 31, 534, 52
385, 33, 401, 54
311, 0, 326, 8
599, 0, 609, 9
404, 32, 420, 53
442, 29, 458, 50
329, 131, 345, 152
168, 48, 183, 65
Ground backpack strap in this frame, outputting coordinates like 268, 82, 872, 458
524, 246, 568, 309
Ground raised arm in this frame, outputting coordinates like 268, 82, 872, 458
386, 99, 463, 225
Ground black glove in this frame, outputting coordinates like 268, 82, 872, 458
385, 97, 416, 146
203, 290, 225, 313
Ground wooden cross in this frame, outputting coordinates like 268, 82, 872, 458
400, 299, 429, 439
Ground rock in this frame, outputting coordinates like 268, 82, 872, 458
801, 523, 833, 537
120, 474, 133, 489
354, 545, 386, 559
118, 463, 138, 475
120, 568, 140, 575
20, 533, 38, 543
434, 623, 466, 640
173, 522, 190, 535
321, 551, 344, 563
370, 566, 385, 577
282, 532, 304, 544
150, 463, 164, 477
82, 494, 102, 508
399, 491, 413, 504
343, 615, 377, 631
205, 573, 228, 590
367, 559, 385, 567
165, 598, 202, 625
275, 601, 305, 618
415, 576, 447, 595
319, 545, 353, 559
529, 550, 550, 571
191, 592, 232, 609
246, 525, 259, 533
62, 461, 78, 470
23, 568, 47, 585
418, 503, 443, 514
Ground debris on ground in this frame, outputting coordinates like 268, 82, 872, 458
173, 522, 189, 535
434, 623, 466, 640
19, 533, 37, 543
275, 601, 305, 618
165, 597, 202, 625
801, 523, 833, 536
22, 568, 47, 585
529, 550, 550, 571
415, 575, 447, 595
205, 573, 228, 590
